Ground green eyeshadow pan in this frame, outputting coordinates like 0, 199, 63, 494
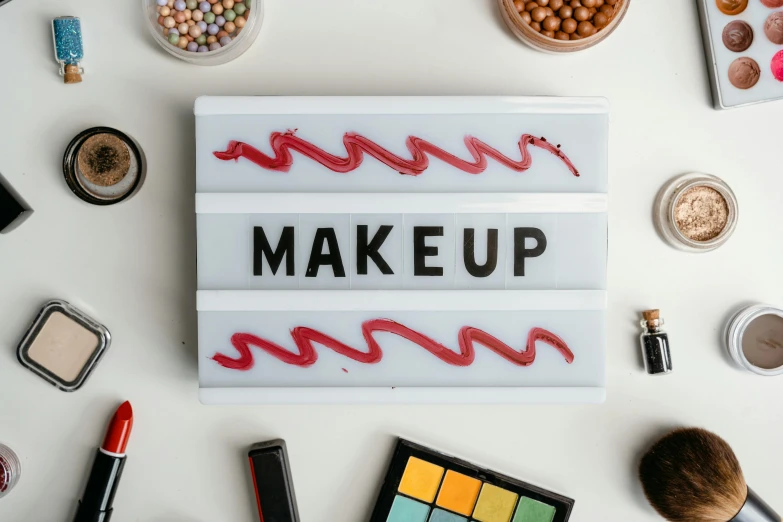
513, 497, 556, 522
388, 495, 430, 522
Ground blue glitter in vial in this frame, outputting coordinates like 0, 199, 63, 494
52, 16, 84, 64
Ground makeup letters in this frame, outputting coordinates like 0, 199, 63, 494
252, 220, 546, 281
197, 211, 605, 290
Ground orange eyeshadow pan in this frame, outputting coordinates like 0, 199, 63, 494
436, 470, 482, 516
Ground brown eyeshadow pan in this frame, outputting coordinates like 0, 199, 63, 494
722, 21, 753, 52
728, 57, 761, 89
764, 12, 783, 44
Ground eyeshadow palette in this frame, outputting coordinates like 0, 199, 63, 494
698, 0, 783, 108
370, 439, 573, 522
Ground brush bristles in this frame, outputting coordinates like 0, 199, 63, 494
639, 428, 748, 522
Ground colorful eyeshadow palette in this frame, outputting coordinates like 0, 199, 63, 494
698, 0, 783, 108
370, 439, 573, 522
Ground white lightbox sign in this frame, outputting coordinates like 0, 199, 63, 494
195, 96, 608, 404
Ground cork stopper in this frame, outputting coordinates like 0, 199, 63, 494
642, 309, 662, 328
64, 64, 82, 84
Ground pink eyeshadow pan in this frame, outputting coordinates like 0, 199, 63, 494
771, 50, 783, 82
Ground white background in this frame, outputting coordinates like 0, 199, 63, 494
1, 1, 782, 521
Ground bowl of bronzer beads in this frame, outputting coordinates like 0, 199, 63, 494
145, 0, 263, 64
498, 0, 629, 52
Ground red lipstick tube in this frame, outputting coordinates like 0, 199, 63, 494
73, 401, 133, 522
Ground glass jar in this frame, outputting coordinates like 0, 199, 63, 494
497, 0, 630, 53
654, 172, 738, 253
144, 0, 263, 65
0, 444, 21, 498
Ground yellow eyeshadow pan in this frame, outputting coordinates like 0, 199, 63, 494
473, 484, 519, 522
398, 457, 445, 503
371, 440, 574, 522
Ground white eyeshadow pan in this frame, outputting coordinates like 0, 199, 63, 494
17, 300, 111, 391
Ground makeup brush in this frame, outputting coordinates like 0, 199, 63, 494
639, 428, 779, 522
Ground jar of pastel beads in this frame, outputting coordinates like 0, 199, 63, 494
144, 0, 262, 65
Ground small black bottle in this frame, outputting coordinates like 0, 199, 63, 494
640, 309, 672, 375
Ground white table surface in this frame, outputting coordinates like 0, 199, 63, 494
1, 0, 782, 521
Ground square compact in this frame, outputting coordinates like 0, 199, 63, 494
17, 300, 111, 392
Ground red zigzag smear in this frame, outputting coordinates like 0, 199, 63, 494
213, 131, 579, 177
212, 319, 575, 371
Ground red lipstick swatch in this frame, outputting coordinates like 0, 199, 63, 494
212, 319, 574, 371
102, 401, 133, 455
213, 131, 579, 177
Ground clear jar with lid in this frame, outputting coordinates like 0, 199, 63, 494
497, 0, 630, 53
654, 172, 738, 253
144, 0, 263, 65
0, 444, 21, 498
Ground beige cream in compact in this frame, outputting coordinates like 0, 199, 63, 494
726, 305, 783, 375
17, 300, 111, 391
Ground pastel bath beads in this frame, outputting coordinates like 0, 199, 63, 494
156, 0, 251, 53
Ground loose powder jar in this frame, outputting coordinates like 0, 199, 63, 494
726, 304, 783, 375
17, 300, 111, 391
63, 127, 145, 205
654, 172, 738, 252
144, 0, 264, 65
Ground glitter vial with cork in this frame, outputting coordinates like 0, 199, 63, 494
52, 16, 84, 84
640, 309, 673, 375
